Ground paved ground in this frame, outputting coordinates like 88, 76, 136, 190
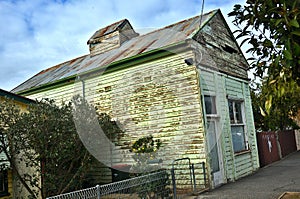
193, 151, 300, 199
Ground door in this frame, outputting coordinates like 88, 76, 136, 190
207, 118, 224, 187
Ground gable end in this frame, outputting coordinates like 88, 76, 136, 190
193, 10, 249, 80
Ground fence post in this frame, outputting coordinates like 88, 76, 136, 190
191, 163, 196, 191
96, 185, 101, 199
171, 168, 176, 199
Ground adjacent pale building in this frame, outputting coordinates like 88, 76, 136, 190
0, 89, 34, 199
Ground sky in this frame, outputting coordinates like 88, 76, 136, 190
0, 0, 246, 91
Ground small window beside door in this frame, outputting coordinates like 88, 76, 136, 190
204, 95, 217, 116
228, 100, 248, 153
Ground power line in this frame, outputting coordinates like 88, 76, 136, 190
199, 0, 205, 27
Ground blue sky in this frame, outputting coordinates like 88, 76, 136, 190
0, 0, 246, 91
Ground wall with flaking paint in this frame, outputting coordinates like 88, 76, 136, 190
27, 51, 208, 187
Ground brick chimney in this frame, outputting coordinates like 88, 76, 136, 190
87, 19, 139, 56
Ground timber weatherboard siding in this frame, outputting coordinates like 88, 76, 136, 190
26, 51, 208, 187
199, 69, 259, 183
193, 12, 248, 80
27, 51, 207, 168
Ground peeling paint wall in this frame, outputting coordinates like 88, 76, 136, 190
27, 51, 207, 186
91, 51, 205, 165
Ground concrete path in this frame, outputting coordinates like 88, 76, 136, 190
195, 151, 300, 199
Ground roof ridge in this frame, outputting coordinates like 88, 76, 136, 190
137, 9, 218, 38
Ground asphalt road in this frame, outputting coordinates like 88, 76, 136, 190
195, 151, 300, 199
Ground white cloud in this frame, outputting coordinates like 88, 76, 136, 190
0, 0, 246, 91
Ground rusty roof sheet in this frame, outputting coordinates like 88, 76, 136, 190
12, 10, 217, 93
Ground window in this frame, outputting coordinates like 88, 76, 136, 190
228, 100, 248, 153
204, 95, 217, 115
0, 170, 9, 197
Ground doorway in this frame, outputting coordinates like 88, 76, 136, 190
206, 118, 224, 187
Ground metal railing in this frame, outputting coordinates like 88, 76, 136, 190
47, 158, 208, 199
171, 158, 208, 198
46, 170, 171, 199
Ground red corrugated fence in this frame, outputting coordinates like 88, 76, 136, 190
256, 130, 297, 167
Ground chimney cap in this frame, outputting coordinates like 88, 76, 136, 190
87, 19, 132, 45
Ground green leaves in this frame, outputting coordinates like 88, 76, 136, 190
283, 50, 293, 60
275, 19, 284, 26
229, 0, 300, 130
131, 135, 162, 154
290, 19, 300, 28
292, 31, 300, 36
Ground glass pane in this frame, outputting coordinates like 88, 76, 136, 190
235, 102, 243, 124
228, 101, 234, 123
231, 126, 246, 152
207, 120, 220, 173
204, 96, 216, 115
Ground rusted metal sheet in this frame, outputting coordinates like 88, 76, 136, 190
256, 132, 280, 167
278, 130, 297, 158
12, 10, 216, 93
257, 130, 297, 167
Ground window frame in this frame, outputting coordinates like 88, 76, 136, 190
204, 95, 219, 118
228, 99, 249, 153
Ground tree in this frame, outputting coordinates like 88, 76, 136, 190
250, 83, 300, 131
229, 0, 300, 115
0, 97, 124, 198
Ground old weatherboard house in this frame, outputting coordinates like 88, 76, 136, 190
13, 9, 259, 189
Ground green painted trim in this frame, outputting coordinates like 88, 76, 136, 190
0, 89, 34, 104
17, 41, 190, 96
17, 79, 77, 96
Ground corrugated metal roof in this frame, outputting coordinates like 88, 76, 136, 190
12, 10, 218, 93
